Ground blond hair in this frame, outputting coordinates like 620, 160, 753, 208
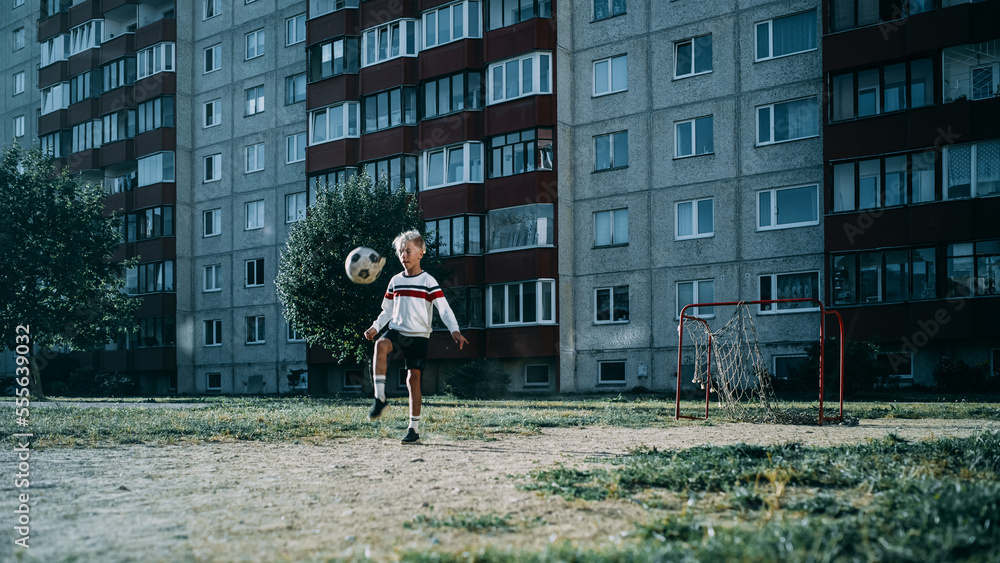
393, 229, 425, 255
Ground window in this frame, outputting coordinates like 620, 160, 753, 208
488, 52, 552, 104
105, 167, 137, 194
13, 0, 25, 7
361, 20, 419, 67
759, 272, 819, 312
486, 0, 551, 30
137, 97, 174, 134
829, 0, 912, 33
598, 360, 626, 385
103, 58, 135, 93
487, 204, 553, 252
246, 316, 265, 344
677, 279, 715, 318
487, 279, 556, 326
41, 83, 70, 115
675, 35, 712, 78
206, 373, 222, 391
595, 286, 629, 323
947, 240, 1000, 298
594, 0, 625, 21
204, 209, 222, 237
831, 58, 935, 121
286, 73, 306, 105
525, 365, 550, 387
69, 20, 102, 56
41, 132, 68, 159
877, 352, 913, 382
309, 0, 359, 19
422, 142, 484, 189
287, 323, 305, 342
363, 87, 417, 133
594, 131, 628, 170
593, 54, 627, 96
286, 133, 306, 164
309, 168, 357, 198
69, 71, 96, 105
246, 258, 265, 287
246, 86, 265, 115
676, 198, 713, 239
945, 140, 1000, 199
13, 116, 24, 138
360, 155, 417, 192
309, 102, 360, 144
286, 13, 306, 46
344, 368, 363, 389
833, 151, 937, 211
204, 99, 221, 128
755, 11, 816, 61
13, 72, 25, 95
286, 192, 307, 223
204, 320, 222, 346
126, 260, 175, 294
423, 0, 483, 50
203, 154, 221, 183
101, 109, 135, 145
833, 248, 926, 305
41, 35, 69, 67
774, 356, 809, 381
72, 120, 101, 153
422, 71, 485, 119
245, 143, 265, 173
425, 215, 483, 256
488, 128, 553, 178
204, 44, 221, 73
204, 0, 220, 19
756, 97, 818, 145
137, 43, 175, 79
246, 29, 265, 60
13, 27, 25, 51
758, 185, 818, 230
123, 206, 174, 242
204, 264, 222, 291
246, 201, 264, 230
594, 208, 628, 247
675, 116, 713, 158
307, 37, 360, 82
128, 316, 175, 349
431, 287, 485, 329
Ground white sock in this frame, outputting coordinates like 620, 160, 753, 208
409, 416, 420, 432
374, 375, 386, 402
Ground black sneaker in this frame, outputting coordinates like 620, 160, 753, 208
400, 428, 420, 444
368, 398, 389, 420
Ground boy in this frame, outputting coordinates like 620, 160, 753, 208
364, 229, 468, 444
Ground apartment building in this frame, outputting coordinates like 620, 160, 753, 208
3, 0, 40, 146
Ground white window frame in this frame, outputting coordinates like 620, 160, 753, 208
204, 99, 221, 128
487, 51, 553, 105
674, 35, 713, 79
594, 285, 629, 324
286, 13, 306, 46
246, 29, 265, 60
524, 364, 550, 388
204, 319, 222, 347
757, 184, 820, 231
756, 97, 819, 146
13, 71, 25, 95
245, 258, 265, 288
675, 198, 714, 240
206, 373, 222, 391
41, 35, 69, 68
594, 131, 628, 171
593, 54, 627, 97
137, 43, 175, 80
245, 201, 265, 231
361, 19, 419, 67
203, 209, 222, 238
676, 279, 715, 319
486, 279, 557, 327
246, 316, 265, 345
203, 154, 222, 183
246, 85, 265, 116
598, 360, 626, 386
285, 192, 307, 223
13, 115, 25, 138
287, 323, 305, 343
41, 82, 70, 115
286, 132, 307, 164
204, 44, 221, 73
754, 11, 817, 62
309, 0, 360, 19
773, 354, 809, 381
137, 152, 175, 187
245, 143, 265, 173
971, 63, 1000, 101
944, 140, 1000, 199
308, 102, 360, 145
674, 116, 713, 158
422, 0, 483, 50
204, 0, 220, 20
758, 271, 821, 314
486, 203, 553, 252
594, 208, 628, 247
421, 141, 484, 190
69, 20, 103, 56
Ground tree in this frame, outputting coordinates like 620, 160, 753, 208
275, 173, 433, 365
0, 145, 139, 397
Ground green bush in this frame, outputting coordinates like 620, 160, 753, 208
95, 372, 140, 397
799, 337, 888, 396
443, 359, 511, 399
933, 356, 988, 392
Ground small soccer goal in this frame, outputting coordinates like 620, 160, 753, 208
673, 298, 845, 426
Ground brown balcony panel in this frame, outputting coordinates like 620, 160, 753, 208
306, 139, 360, 173
135, 18, 177, 51
38, 110, 68, 136
100, 140, 134, 167
68, 0, 102, 28
133, 73, 176, 103
417, 111, 485, 150
68, 98, 100, 125
434, 255, 485, 287
102, 0, 139, 14
428, 329, 483, 360
38, 13, 68, 43
65, 149, 102, 173
133, 237, 177, 264
485, 247, 557, 284
838, 298, 1000, 344
306, 8, 360, 46
100, 33, 135, 64
101, 87, 135, 115
98, 350, 129, 373
135, 128, 176, 157
306, 74, 360, 111
484, 18, 556, 63
484, 95, 555, 136
359, 57, 419, 96
418, 183, 485, 217
485, 170, 557, 210
68, 49, 102, 77
38, 61, 69, 90
133, 348, 177, 372
360, 0, 417, 30
136, 293, 177, 317
359, 126, 418, 161
134, 182, 177, 209
419, 39, 485, 78
485, 325, 557, 359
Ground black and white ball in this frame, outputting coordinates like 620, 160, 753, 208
344, 247, 386, 284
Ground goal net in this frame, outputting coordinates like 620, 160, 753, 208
674, 299, 845, 426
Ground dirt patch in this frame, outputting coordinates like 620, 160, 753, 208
3, 418, 996, 562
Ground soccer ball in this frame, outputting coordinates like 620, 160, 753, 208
345, 247, 386, 284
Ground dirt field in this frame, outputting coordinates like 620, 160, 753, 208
3, 418, 996, 562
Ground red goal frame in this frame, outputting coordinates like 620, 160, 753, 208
673, 298, 845, 426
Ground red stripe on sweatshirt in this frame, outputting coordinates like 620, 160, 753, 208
394, 289, 437, 302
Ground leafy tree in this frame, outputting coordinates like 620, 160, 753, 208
0, 145, 139, 396
275, 173, 434, 365
800, 337, 888, 397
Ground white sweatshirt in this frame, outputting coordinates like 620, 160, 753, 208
370, 271, 461, 338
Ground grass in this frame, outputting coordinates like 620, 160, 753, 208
2, 395, 999, 448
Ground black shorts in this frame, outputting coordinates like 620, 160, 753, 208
383, 330, 429, 372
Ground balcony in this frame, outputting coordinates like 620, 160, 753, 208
100, 33, 135, 64
359, 126, 419, 161
306, 138, 361, 173
419, 38, 484, 78
68, 0, 102, 28
38, 61, 69, 90
38, 12, 69, 43
417, 111, 486, 151
135, 16, 176, 51
418, 183, 486, 218
483, 18, 556, 63
485, 247, 557, 284
306, 6, 359, 47
135, 128, 176, 158
306, 74, 360, 111
65, 149, 102, 173
359, 57, 419, 96
484, 95, 556, 136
